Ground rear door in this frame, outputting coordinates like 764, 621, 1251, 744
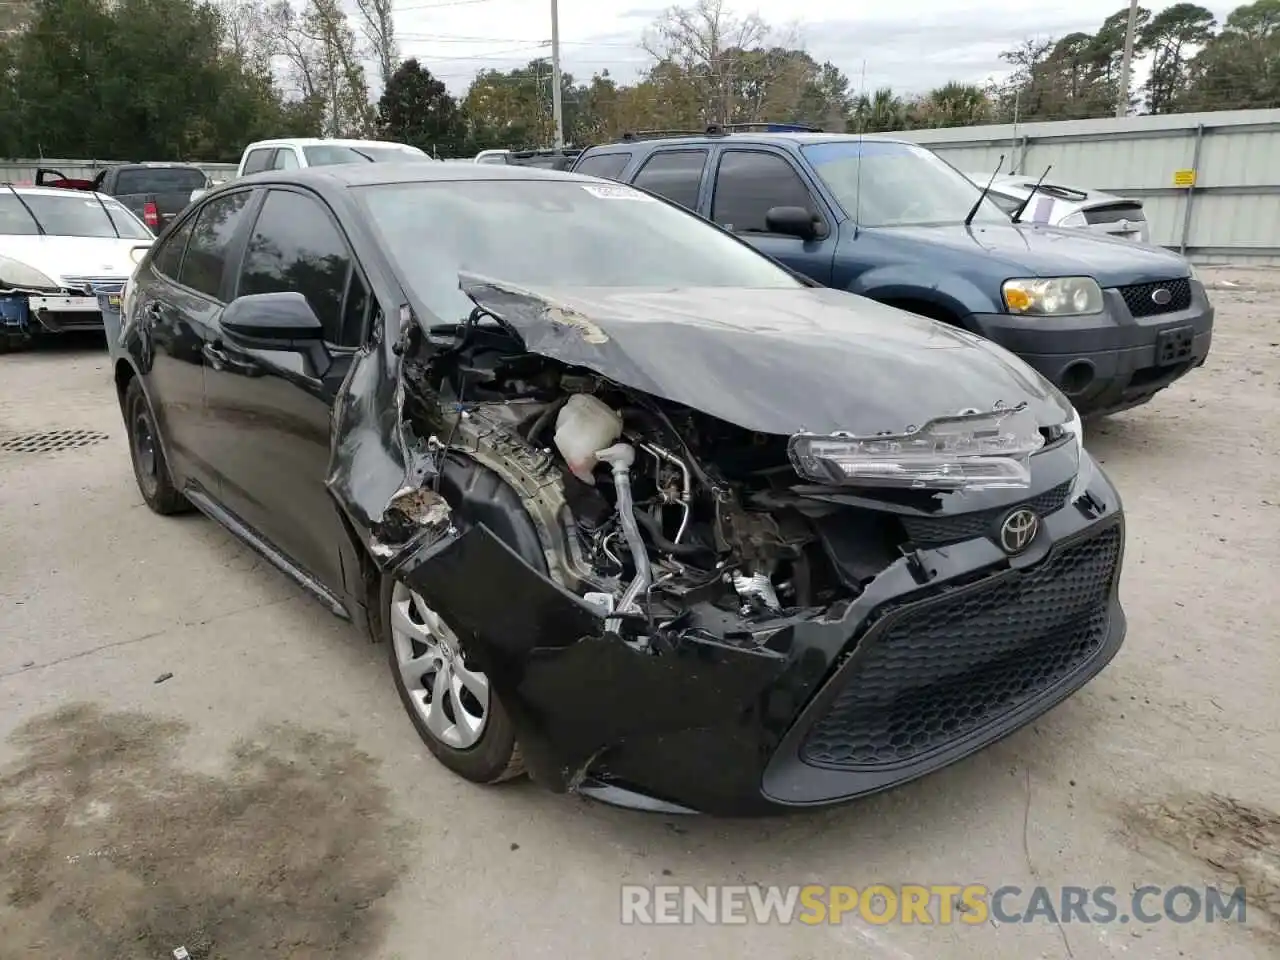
706, 148, 838, 285
202, 186, 371, 595
110, 166, 210, 227
629, 148, 709, 213
133, 189, 256, 493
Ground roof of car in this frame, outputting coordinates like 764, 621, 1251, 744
585, 132, 905, 151
244, 138, 425, 151
1, 184, 133, 199
235, 160, 599, 189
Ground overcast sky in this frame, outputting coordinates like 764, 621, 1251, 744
393, 0, 1239, 97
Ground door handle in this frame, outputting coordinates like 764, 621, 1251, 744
203, 340, 262, 377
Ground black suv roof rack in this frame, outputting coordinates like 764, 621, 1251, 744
508, 147, 582, 159
618, 121, 823, 142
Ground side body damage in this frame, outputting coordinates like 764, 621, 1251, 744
328, 280, 1127, 815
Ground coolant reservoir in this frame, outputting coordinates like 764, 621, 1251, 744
554, 394, 623, 484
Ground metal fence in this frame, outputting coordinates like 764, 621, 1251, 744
0, 158, 238, 184
887, 108, 1280, 265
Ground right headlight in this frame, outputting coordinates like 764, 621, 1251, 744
1002, 276, 1104, 316
0, 255, 57, 290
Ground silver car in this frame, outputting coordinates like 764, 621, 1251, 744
967, 173, 1151, 244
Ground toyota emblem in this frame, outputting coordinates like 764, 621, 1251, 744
1151, 287, 1173, 306
998, 508, 1040, 555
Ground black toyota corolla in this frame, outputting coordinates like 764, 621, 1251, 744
113, 162, 1126, 815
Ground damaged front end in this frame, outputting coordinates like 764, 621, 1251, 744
356, 278, 1125, 815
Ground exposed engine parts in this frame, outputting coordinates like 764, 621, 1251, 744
399, 313, 903, 647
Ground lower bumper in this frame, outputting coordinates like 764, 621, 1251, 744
401, 463, 1127, 816
966, 286, 1214, 416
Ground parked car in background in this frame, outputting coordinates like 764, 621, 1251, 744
113, 162, 1124, 816
34, 162, 209, 232
236, 138, 434, 179
473, 147, 582, 170
0, 185, 152, 351
966, 173, 1151, 244
571, 130, 1211, 417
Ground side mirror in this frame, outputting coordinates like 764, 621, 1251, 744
223, 292, 323, 342
188, 188, 207, 204
222, 292, 330, 376
765, 205, 822, 241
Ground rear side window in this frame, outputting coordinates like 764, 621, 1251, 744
152, 217, 194, 280
242, 149, 275, 175
177, 191, 253, 300
575, 152, 631, 181
235, 189, 360, 345
633, 150, 707, 210
711, 150, 815, 233
114, 167, 208, 194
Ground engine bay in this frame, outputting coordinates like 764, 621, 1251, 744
400, 316, 909, 649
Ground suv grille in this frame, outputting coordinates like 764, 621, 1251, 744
900, 480, 1072, 548
800, 524, 1121, 770
1118, 278, 1191, 318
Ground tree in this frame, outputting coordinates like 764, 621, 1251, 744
354, 0, 396, 88
1, 0, 305, 160
378, 59, 464, 156
642, 0, 776, 125
1183, 0, 1280, 109
1139, 3, 1217, 112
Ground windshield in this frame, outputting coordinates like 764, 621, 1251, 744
114, 167, 207, 194
803, 141, 1011, 227
0, 192, 153, 239
357, 179, 802, 322
304, 144, 429, 166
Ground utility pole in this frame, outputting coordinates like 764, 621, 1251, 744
550, 0, 565, 148
1116, 0, 1139, 118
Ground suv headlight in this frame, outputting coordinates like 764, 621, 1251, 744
0, 255, 57, 290
788, 405, 1045, 492
1003, 276, 1103, 316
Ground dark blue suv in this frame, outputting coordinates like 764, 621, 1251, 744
571, 131, 1214, 417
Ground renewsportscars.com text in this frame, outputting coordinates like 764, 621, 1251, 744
620, 884, 1249, 926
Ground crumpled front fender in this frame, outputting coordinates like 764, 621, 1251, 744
396, 523, 790, 796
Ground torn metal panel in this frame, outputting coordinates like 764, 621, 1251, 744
326, 308, 437, 564
398, 523, 793, 794
457, 274, 1075, 438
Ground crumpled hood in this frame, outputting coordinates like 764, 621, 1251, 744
457, 277, 1075, 437
860, 222, 1191, 287
0, 235, 150, 285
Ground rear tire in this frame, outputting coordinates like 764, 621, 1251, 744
124, 377, 191, 516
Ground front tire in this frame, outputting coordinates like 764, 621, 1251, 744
124, 377, 190, 515
381, 575, 524, 784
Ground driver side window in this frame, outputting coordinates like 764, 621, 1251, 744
234, 188, 368, 347
711, 151, 817, 234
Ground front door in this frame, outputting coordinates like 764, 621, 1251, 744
202, 186, 372, 597
707, 148, 838, 285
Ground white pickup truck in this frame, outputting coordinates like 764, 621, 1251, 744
190, 137, 434, 203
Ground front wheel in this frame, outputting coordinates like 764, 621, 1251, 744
382, 576, 524, 784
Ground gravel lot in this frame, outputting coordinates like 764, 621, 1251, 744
1, 267, 1277, 959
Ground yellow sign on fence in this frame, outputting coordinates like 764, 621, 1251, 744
1173, 168, 1197, 187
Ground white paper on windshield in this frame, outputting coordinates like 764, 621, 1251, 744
580, 183, 655, 201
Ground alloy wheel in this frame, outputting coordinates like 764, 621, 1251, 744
389, 581, 490, 749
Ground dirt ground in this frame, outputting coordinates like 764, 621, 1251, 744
0, 267, 1277, 960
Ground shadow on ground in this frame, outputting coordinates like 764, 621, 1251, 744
0, 703, 408, 959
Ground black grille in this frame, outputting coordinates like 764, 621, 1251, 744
1118, 278, 1191, 318
800, 524, 1121, 770
900, 480, 1072, 548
